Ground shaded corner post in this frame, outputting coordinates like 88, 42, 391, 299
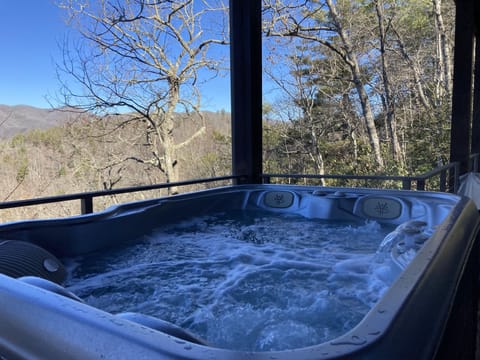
450, 0, 475, 180
471, 7, 480, 161
229, 0, 263, 184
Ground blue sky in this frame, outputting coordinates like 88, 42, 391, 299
0, 1, 231, 111
0, 1, 68, 108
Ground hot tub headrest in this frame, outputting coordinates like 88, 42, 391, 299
0, 240, 67, 285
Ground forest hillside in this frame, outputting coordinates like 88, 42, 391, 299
1, 101, 450, 223
0, 106, 231, 222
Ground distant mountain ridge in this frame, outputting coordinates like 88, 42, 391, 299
0, 105, 73, 139
0, 105, 231, 139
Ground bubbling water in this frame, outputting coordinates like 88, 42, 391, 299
64, 211, 430, 352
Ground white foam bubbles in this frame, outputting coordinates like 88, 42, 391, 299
328, 220, 433, 308
64, 211, 403, 351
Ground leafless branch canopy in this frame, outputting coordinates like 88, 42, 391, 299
56, 0, 228, 117
55, 0, 228, 191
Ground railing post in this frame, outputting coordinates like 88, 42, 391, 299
402, 179, 412, 190
81, 196, 94, 214
440, 170, 447, 192
453, 163, 460, 193
471, 153, 479, 172
417, 179, 426, 191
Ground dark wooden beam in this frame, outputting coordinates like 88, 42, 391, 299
450, 0, 475, 174
471, 0, 480, 156
472, 41, 480, 156
475, 0, 480, 36
229, 0, 263, 184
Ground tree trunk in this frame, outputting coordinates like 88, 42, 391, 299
159, 79, 181, 195
432, 0, 453, 99
309, 122, 326, 186
375, 0, 403, 166
163, 129, 179, 195
325, 0, 384, 170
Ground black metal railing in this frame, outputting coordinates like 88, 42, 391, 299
0, 175, 241, 216
2, 156, 479, 218
470, 153, 480, 172
263, 161, 461, 193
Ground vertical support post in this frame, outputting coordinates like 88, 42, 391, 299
402, 179, 411, 190
471, 38, 480, 158
440, 170, 447, 192
81, 196, 93, 214
453, 162, 460, 193
417, 179, 426, 191
230, 0, 263, 184
450, 0, 475, 177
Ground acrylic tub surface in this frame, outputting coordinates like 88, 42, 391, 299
0, 184, 479, 359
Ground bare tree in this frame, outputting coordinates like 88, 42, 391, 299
263, 0, 385, 170
432, 0, 453, 101
265, 40, 353, 182
56, 0, 228, 194
373, 0, 403, 166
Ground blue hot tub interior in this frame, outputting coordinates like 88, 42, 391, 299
0, 184, 479, 359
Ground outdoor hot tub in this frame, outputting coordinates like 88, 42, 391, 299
0, 184, 479, 359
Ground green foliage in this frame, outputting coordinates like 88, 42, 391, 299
199, 152, 221, 177
9, 128, 64, 154
263, 121, 285, 174
25, 128, 64, 149
397, 0, 432, 36
57, 166, 67, 177
211, 130, 229, 144
10, 133, 26, 148
15, 158, 29, 183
